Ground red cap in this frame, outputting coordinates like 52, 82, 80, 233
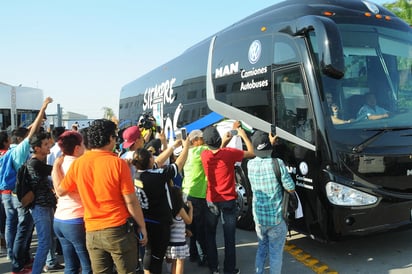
122, 126, 141, 149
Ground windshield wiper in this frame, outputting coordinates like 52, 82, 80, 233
352, 127, 412, 153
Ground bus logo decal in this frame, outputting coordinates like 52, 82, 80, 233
143, 78, 176, 111
215, 62, 239, 79
248, 40, 262, 64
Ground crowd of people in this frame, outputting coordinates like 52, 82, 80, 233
0, 98, 296, 274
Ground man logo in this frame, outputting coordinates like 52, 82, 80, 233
407, 169, 412, 176
248, 40, 262, 64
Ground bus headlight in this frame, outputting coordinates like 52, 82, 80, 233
325, 182, 378, 206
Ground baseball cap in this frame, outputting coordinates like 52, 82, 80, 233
188, 129, 203, 142
122, 126, 141, 149
144, 138, 161, 156
252, 130, 273, 158
203, 126, 221, 149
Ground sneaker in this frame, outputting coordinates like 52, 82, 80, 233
43, 263, 65, 272
12, 268, 32, 274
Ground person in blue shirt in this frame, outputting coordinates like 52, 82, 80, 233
247, 130, 295, 274
357, 92, 389, 121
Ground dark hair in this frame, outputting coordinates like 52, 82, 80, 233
0, 131, 9, 150
12, 127, 29, 139
29, 132, 50, 149
87, 119, 117, 149
52, 126, 66, 140
79, 127, 90, 150
132, 148, 152, 170
57, 131, 83, 156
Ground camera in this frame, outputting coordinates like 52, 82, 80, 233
138, 113, 155, 130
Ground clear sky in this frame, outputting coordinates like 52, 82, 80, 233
0, 0, 389, 119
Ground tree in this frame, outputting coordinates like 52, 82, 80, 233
384, 0, 412, 25
102, 107, 114, 120
102, 106, 119, 126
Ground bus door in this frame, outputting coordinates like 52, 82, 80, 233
272, 35, 327, 237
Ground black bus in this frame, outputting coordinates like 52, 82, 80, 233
119, 0, 412, 241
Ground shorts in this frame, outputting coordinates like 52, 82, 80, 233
165, 244, 189, 259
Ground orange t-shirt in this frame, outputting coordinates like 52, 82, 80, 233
60, 150, 134, 232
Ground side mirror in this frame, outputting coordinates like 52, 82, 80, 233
295, 15, 345, 79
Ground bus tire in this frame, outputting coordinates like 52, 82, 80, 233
235, 165, 254, 230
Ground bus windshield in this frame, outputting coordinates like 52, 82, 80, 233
321, 24, 412, 132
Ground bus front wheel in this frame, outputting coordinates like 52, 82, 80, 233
235, 165, 254, 230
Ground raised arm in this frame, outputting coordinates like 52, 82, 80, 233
154, 139, 182, 167
237, 127, 254, 159
174, 138, 190, 173
27, 97, 53, 140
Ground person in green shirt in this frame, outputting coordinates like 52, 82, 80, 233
181, 129, 208, 266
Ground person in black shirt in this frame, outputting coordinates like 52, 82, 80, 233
27, 132, 56, 274
133, 138, 190, 274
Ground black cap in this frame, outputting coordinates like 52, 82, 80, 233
144, 138, 161, 156
252, 130, 273, 158
203, 126, 222, 149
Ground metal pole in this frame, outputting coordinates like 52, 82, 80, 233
57, 104, 62, 127
10, 86, 16, 129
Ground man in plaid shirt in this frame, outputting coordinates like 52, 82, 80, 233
247, 130, 295, 274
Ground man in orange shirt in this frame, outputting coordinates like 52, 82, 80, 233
52, 119, 147, 273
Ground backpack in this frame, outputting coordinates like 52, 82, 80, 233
15, 163, 34, 208
272, 158, 298, 223
0, 148, 17, 190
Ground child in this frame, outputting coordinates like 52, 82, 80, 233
166, 187, 193, 274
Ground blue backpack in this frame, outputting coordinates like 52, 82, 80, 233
0, 148, 17, 190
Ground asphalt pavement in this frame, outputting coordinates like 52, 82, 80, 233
0, 227, 309, 274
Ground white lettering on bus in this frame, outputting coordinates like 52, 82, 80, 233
143, 78, 176, 111
240, 66, 267, 78
215, 62, 239, 79
240, 79, 269, 91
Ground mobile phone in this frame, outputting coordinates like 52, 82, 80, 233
139, 232, 144, 240
271, 124, 276, 136
181, 128, 187, 140
230, 129, 238, 136
156, 126, 162, 133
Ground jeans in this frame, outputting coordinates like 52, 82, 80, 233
205, 199, 237, 274
54, 220, 92, 274
86, 222, 138, 274
2, 193, 19, 259
2, 193, 34, 272
45, 232, 58, 267
187, 196, 207, 262
31, 206, 54, 274
0, 193, 6, 238
12, 204, 34, 272
254, 220, 287, 274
